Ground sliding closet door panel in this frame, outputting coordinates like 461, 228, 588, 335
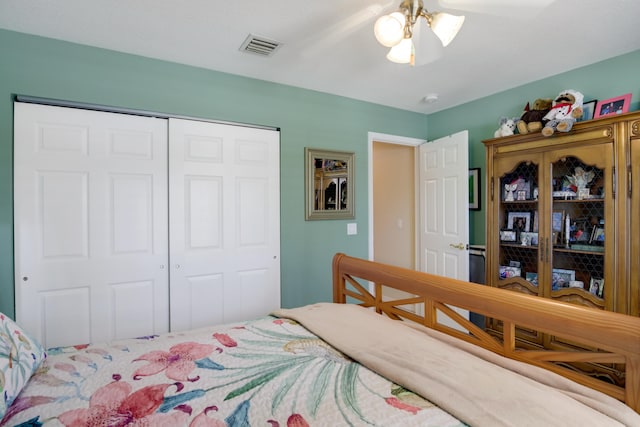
41, 288, 90, 347
40, 171, 89, 257
187, 274, 225, 327
185, 176, 222, 249
14, 103, 169, 348
169, 118, 280, 331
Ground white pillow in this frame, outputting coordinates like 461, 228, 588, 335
0, 313, 46, 419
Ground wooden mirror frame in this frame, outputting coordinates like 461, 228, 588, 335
304, 148, 354, 220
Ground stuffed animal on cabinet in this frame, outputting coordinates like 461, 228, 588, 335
517, 98, 552, 134
494, 117, 517, 138
541, 90, 584, 137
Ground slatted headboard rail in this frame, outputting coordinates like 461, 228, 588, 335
332, 253, 640, 412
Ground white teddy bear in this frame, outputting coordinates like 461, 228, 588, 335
541, 89, 584, 137
494, 117, 516, 138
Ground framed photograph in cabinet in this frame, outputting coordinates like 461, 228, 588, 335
499, 265, 521, 279
594, 93, 632, 118
499, 229, 517, 242
503, 178, 530, 201
589, 277, 604, 297
506, 211, 530, 232
590, 225, 605, 244
532, 211, 539, 233
469, 168, 481, 210
552, 268, 575, 289
580, 100, 597, 121
520, 232, 538, 246
525, 272, 538, 286
304, 148, 354, 220
552, 210, 565, 232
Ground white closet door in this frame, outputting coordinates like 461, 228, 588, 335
169, 118, 280, 331
14, 103, 169, 348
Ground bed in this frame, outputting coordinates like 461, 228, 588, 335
2, 253, 640, 426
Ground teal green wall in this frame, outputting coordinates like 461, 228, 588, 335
427, 50, 640, 245
0, 29, 429, 318
2, 28, 638, 319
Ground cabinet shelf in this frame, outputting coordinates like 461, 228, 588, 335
501, 200, 538, 204
497, 244, 604, 256
499, 243, 538, 249
553, 247, 604, 256
552, 198, 604, 204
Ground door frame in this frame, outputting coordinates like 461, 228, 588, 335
367, 132, 426, 263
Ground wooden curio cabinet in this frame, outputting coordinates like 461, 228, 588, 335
484, 111, 640, 386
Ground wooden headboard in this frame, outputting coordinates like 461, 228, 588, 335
332, 253, 640, 413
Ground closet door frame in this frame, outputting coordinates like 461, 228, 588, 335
14, 99, 281, 347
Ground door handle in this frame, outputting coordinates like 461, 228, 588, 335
449, 243, 466, 250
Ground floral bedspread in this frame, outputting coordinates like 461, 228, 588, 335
1, 316, 465, 427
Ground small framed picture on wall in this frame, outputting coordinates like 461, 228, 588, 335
469, 168, 481, 211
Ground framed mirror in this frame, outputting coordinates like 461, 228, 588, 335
305, 148, 354, 220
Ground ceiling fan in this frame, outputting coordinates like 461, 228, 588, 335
304, 0, 556, 66
373, 0, 463, 66
438, 0, 557, 17
374, 0, 557, 66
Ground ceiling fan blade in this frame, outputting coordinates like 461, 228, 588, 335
438, 0, 557, 17
300, 1, 395, 57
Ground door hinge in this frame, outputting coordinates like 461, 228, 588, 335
628, 165, 632, 198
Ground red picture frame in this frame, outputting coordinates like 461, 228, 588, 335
594, 93, 632, 118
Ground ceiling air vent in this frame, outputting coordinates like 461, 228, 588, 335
240, 34, 282, 57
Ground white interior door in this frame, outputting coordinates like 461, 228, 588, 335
418, 131, 469, 328
168, 118, 280, 331
14, 103, 169, 348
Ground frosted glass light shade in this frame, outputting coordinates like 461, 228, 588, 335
374, 12, 405, 47
411, 19, 444, 66
429, 12, 465, 47
386, 38, 412, 64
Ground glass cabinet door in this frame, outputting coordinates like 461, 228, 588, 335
549, 155, 607, 309
496, 160, 540, 297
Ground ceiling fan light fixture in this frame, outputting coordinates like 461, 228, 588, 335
374, 0, 464, 64
411, 18, 444, 66
374, 12, 405, 47
386, 38, 413, 64
428, 12, 465, 47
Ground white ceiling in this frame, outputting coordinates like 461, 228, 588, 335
1, 0, 639, 114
